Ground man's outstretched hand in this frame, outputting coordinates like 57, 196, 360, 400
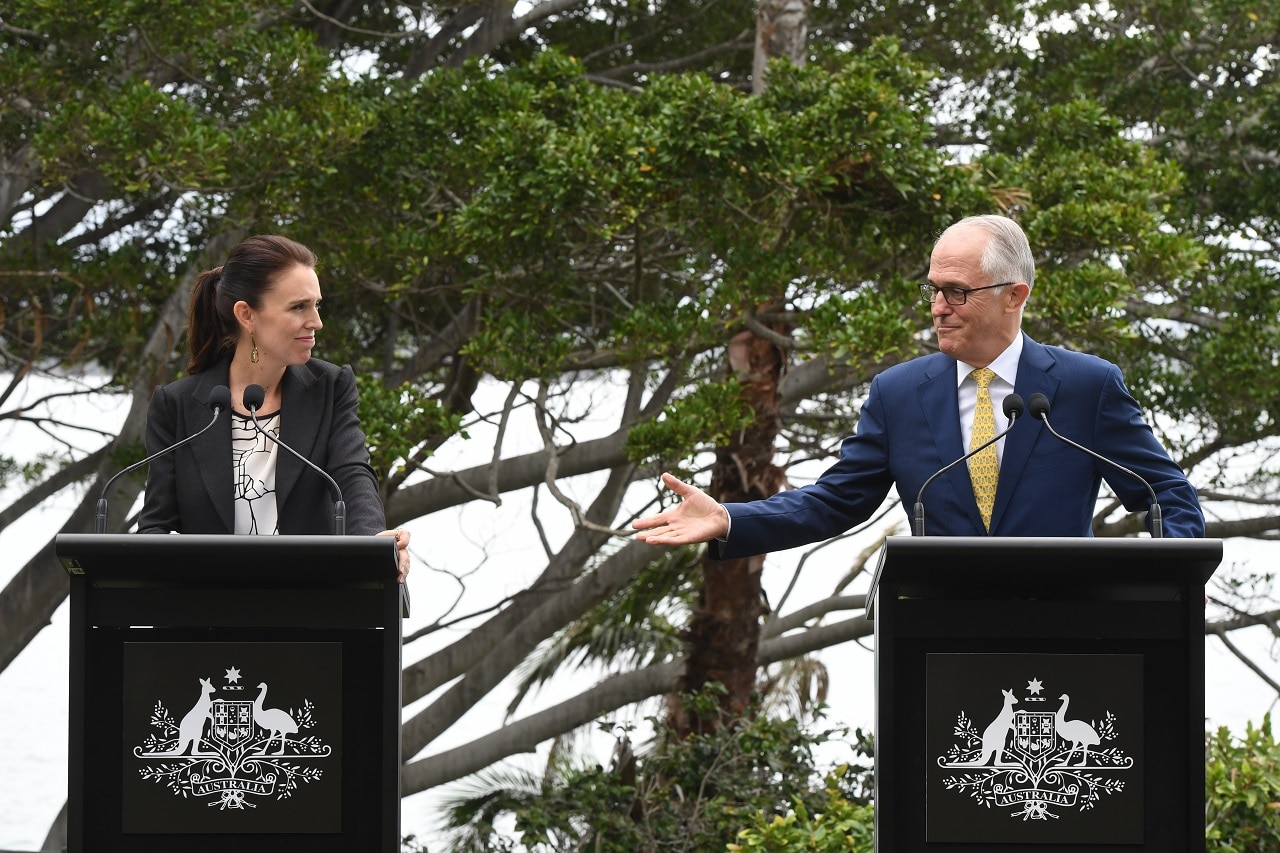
632, 472, 729, 546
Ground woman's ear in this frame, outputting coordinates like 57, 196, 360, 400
232, 300, 254, 333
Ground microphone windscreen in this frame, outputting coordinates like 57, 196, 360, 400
1002, 393, 1026, 419
243, 384, 266, 412
209, 385, 232, 412
1027, 392, 1051, 420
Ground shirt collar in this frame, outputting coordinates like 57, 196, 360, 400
955, 332, 1024, 387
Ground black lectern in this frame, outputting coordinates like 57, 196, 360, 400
56, 533, 405, 853
870, 536, 1220, 853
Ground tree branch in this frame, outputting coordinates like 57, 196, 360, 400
401, 612, 872, 793
1208, 626, 1280, 698
401, 479, 641, 756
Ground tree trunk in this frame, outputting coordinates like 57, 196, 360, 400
672, 322, 790, 737
668, 0, 808, 737
752, 0, 809, 94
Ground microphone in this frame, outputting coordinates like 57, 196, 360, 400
242, 384, 347, 534
96, 385, 231, 533
1026, 392, 1163, 538
913, 393, 1025, 536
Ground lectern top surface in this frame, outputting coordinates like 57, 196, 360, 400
867, 535, 1222, 611
55, 532, 399, 585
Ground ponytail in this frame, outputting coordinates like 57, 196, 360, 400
186, 267, 238, 373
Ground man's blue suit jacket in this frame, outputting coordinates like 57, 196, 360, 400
716, 335, 1204, 559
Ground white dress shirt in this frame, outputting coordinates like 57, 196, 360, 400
955, 334, 1023, 466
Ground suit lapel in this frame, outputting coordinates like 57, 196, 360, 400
919, 358, 962, 461
918, 357, 987, 532
276, 364, 323, 513
190, 363, 235, 532
990, 335, 1059, 531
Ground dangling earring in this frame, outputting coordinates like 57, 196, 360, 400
250, 333, 260, 364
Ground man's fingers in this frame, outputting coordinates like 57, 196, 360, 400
632, 511, 669, 531
661, 472, 691, 495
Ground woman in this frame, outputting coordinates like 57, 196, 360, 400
137, 234, 410, 581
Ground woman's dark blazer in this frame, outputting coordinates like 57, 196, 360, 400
137, 357, 386, 535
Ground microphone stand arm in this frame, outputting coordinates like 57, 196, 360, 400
248, 409, 347, 535
95, 405, 226, 534
1036, 416, 1163, 539
913, 412, 1019, 536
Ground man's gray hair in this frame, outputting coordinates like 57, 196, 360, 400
939, 215, 1036, 290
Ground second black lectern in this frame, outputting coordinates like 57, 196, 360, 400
56, 533, 405, 853
870, 535, 1221, 853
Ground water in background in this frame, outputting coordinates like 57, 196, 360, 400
0, 602, 68, 851
0, 377, 114, 850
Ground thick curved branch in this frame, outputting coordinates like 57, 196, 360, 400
762, 594, 866, 640
389, 430, 633, 522
0, 445, 109, 531
401, 612, 871, 793
403, 661, 683, 794
1204, 515, 1280, 539
0, 171, 113, 265
385, 297, 479, 386
401, 471, 640, 757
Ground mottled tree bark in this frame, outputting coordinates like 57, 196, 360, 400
673, 319, 791, 737
668, 0, 809, 739
752, 0, 809, 94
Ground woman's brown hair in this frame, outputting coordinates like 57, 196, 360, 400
186, 235, 317, 373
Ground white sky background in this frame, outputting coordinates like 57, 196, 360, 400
0, 373, 1278, 849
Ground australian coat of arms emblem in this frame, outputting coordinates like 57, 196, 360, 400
132, 665, 333, 811
936, 678, 1134, 821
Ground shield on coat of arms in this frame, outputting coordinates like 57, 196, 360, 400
210, 699, 254, 749
1012, 711, 1056, 759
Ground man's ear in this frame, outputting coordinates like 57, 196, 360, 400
1007, 282, 1031, 312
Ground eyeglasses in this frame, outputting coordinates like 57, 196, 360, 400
920, 282, 1013, 306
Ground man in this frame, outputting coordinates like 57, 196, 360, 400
632, 215, 1204, 555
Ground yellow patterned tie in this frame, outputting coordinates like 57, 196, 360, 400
969, 368, 998, 531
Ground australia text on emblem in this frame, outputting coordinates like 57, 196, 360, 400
936, 678, 1133, 821
132, 666, 333, 811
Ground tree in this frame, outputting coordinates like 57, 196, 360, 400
440, 692, 875, 851
673, 0, 809, 738
1206, 715, 1280, 852
2, 1, 1280, 845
